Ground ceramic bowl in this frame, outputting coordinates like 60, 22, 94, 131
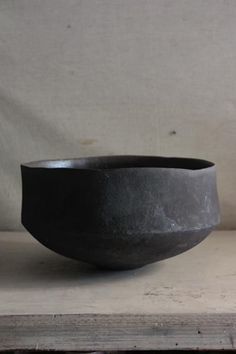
21, 155, 220, 270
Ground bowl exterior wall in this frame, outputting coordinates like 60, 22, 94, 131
21, 163, 220, 269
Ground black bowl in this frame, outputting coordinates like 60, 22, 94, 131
21, 155, 220, 270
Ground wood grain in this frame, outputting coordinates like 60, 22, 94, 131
0, 231, 236, 350
0, 231, 236, 316
0, 314, 236, 351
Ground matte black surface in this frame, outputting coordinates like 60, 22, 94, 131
21, 155, 220, 270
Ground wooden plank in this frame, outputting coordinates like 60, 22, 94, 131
0, 231, 236, 350
0, 231, 236, 316
0, 313, 236, 351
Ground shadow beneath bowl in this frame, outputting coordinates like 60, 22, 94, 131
0, 237, 163, 290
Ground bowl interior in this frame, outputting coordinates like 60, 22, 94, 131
23, 155, 214, 171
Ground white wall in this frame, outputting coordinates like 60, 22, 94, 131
0, 0, 235, 230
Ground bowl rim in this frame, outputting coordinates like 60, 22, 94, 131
21, 155, 215, 173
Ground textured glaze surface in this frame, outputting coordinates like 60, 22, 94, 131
21, 155, 220, 269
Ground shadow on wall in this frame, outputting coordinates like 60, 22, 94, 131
0, 88, 112, 230
218, 199, 235, 230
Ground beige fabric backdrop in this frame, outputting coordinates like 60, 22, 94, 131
0, 0, 235, 230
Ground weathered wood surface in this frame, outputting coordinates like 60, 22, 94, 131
0, 231, 236, 351
0, 314, 236, 351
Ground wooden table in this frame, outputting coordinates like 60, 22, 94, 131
0, 231, 235, 352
